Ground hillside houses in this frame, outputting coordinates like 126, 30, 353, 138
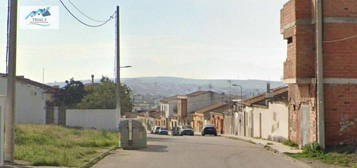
192, 103, 230, 134
158, 91, 228, 129
156, 86, 291, 141
177, 91, 227, 125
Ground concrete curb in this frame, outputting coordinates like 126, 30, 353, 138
79, 147, 119, 168
226, 136, 257, 145
224, 136, 312, 168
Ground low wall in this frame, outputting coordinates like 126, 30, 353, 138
247, 103, 288, 141
261, 103, 288, 141
66, 109, 118, 131
0, 95, 5, 165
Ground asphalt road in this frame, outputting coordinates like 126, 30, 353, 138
94, 134, 310, 168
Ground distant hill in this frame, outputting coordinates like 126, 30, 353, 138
47, 77, 285, 97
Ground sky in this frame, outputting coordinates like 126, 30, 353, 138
0, 0, 290, 83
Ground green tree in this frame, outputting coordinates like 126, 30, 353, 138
77, 76, 134, 113
55, 78, 87, 108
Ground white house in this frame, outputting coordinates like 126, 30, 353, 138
0, 74, 57, 124
238, 86, 289, 142
177, 91, 228, 125
185, 91, 227, 113
159, 95, 178, 118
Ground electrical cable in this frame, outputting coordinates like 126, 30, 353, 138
67, 0, 107, 23
324, 34, 357, 43
58, 0, 115, 28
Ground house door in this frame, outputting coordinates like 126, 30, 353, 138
45, 102, 55, 124
301, 104, 310, 146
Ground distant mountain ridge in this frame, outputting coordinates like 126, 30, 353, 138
47, 77, 285, 97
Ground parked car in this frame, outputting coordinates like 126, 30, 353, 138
171, 127, 180, 136
152, 126, 161, 134
179, 125, 194, 136
158, 128, 169, 135
201, 125, 217, 136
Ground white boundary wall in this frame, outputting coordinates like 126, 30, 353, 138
243, 102, 288, 142
0, 95, 5, 165
66, 109, 118, 131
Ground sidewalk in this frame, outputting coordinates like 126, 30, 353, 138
223, 134, 303, 154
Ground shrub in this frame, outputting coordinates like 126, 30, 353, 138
283, 140, 298, 148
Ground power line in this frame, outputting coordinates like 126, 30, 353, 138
67, 0, 107, 23
58, 0, 115, 28
324, 34, 357, 43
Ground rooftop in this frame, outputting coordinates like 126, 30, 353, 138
195, 103, 229, 114
242, 86, 288, 106
0, 73, 58, 93
186, 91, 214, 97
160, 95, 178, 103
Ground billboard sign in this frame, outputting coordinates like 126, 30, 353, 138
20, 6, 59, 29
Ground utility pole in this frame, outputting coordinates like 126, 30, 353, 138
115, 6, 121, 127
0, 102, 4, 166
42, 68, 45, 83
5, 0, 18, 162
91, 74, 94, 84
316, 0, 325, 149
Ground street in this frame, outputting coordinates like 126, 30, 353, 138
94, 134, 309, 168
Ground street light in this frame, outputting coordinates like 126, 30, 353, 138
232, 84, 244, 136
232, 84, 243, 102
120, 66, 132, 69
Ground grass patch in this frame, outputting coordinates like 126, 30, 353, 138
282, 140, 298, 148
287, 143, 357, 167
15, 124, 119, 167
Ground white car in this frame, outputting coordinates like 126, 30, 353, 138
151, 126, 161, 134
178, 125, 194, 136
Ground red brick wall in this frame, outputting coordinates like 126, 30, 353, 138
283, 25, 316, 80
295, 0, 313, 20
324, 24, 357, 78
281, 0, 315, 80
295, 25, 315, 79
325, 84, 357, 145
281, 0, 296, 29
324, 0, 357, 17
288, 84, 317, 145
282, 0, 357, 146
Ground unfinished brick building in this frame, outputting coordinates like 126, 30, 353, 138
281, 0, 357, 146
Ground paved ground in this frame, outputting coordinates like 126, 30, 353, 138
223, 135, 303, 154
94, 134, 310, 168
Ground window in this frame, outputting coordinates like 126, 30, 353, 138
287, 37, 293, 44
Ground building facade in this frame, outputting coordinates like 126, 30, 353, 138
192, 103, 229, 134
177, 91, 227, 125
0, 74, 57, 124
238, 87, 289, 142
159, 96, 178, 118
281, 0, 357, 146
